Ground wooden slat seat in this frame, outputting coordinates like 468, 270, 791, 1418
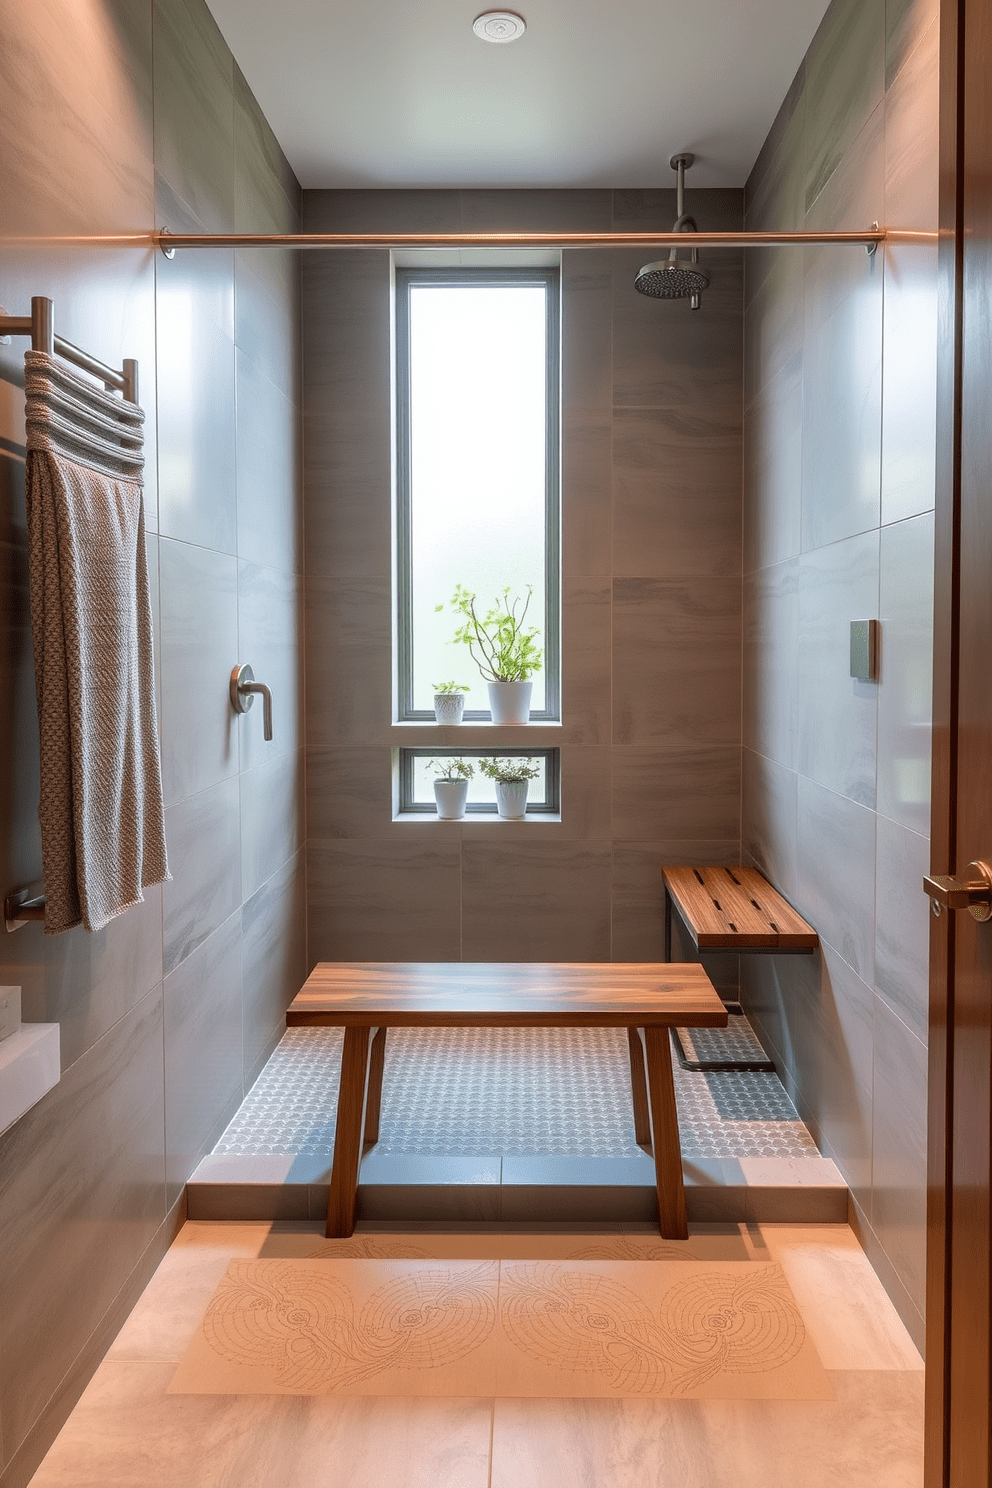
662, 865, 819, 954
287, 961, 728, 1242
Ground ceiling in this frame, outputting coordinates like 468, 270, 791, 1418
205, 0, 832, 191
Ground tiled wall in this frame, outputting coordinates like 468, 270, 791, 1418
302, 189, 743, 968
741, 0, 937, 1350
0, 3, 304, 1483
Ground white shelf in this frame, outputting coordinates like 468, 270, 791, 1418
0, 1023, 60, 1136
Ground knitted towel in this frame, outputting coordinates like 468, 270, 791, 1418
24, 349, 168, 933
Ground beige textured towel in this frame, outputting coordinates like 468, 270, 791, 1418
24, 350, 169, 933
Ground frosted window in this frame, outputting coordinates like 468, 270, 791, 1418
396, 270, 559, 719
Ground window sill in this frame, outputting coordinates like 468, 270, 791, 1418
392, 813, 562, 825
391, 720, 562, 728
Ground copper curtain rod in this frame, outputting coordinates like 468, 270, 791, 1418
155, 227, 887, 253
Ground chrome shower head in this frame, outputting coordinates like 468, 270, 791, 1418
635, 152, 708, 307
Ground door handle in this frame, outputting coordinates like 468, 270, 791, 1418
923, 861, 992, 920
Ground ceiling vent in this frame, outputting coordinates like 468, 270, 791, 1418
472, 11, 527, 43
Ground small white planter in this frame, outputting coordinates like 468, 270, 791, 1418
433, 692, 465, 725
487, 680, 532, 725
434, 779, 469, 819
495, 779, 529, 820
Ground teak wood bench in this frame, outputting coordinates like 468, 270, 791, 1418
661, 865, 819, 959
286, 961, 728, 1241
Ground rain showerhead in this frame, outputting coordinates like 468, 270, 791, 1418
635, 153, 709, 309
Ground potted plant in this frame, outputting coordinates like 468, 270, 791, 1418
478, 756, 540, 820
436, 585, 541, 725
432, 681, 469, 726
427, 757, 474, 819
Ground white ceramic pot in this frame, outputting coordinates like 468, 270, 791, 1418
434, 779, 469, 819
487, 680, 532, 725
433, 692, 465, 725
495, 779, 529, 820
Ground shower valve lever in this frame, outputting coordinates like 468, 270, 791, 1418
231, 663, 273, 741
924, 861, 992, 922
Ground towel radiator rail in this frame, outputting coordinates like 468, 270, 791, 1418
0, 296, 138, 404
2, 296, 140, 930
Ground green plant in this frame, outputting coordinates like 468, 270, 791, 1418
477, 756, 540, 784
432, 680, 470, 694
427, 757, 475, 783
436, 585, 542, 683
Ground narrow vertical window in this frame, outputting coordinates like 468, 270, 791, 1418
395, 267, 560, 721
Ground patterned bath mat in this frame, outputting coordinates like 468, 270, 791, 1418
168, 1258, 831, 1401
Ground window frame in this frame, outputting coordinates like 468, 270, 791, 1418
397, 747, 561, 816
394, 265, 561, 722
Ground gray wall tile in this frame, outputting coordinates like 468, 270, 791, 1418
163, 911, 244, 1204
877, 512, 934, 832
612, 747, 741, 843
613, 577, 742, 747
0, 988, 166, 1463
796, 775, 876, 982
461, 842, 612, 961
242, 849, 307, 1084
804, 0, 885, 212
742, 749, 799, 904
236, 561, 303, 770
872, 997, 928, 1316
797, 532, 880, 808
743, 353, 803, 572
152, 0, 234, 232
875, 816, 930, 1045
308, 839, 462, 964
235, 352, 302, 574
158, 539, 240, 804
743, 559, 799, 770
241, 747, 305, 898
163, 775, 242, 975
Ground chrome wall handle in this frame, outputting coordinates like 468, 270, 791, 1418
230, 663, 273, 741
924, 860, 992, 921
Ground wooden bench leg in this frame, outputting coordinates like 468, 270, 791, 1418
326, 1025, 377, 1238
363, 1027, 387, 1148
640, 1025, 689, 1240
627, 1027, 652, 1148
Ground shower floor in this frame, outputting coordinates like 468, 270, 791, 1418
188, 1019, 846, 1226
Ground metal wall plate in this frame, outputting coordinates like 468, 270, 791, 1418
850, 618, 879, 681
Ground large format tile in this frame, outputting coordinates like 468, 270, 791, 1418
743, 352, 803, 574
561, 250, 613, 414
803, 103, 885, 337
306, 746, 392, 840
561, 576, 611, 745
235, 351, 302, 576
612, 748, 740, 843
613, 578, 741, 748
741, 749, 799, 905
562, 410, 612, 578
491, 1370, 923, 1488
241, 746, 304, 899
242, 849, 307, 1084
743, 559, 799, 771
880, 244, 938, 527
796, 776, 876, 983
163, 912, 244, 1206
461, 841, 612, 961
884, 17, 938, 233
886, 0, 939, 86
152, 0, 234, 234
163, 774, 241, 976
158, 539, 239, 805
0, 989, 166, 1463
800, 284, 883, 552
804, 0, 885, 213
875, 816, 930, 1045
611, 407, 742, 580
233, 63, 299, 235
4, 886, 163, 1074
797, 532, 880, 809
877, 513, 933, 832
307, 840, 462, 963
236, 561, 303, 770
744, 249, 804, 405
871, 997, 928, 1319
744, 72, 806, 310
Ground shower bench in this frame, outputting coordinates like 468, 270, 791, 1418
661, 865, 819, 959
286, 961, 727, 1241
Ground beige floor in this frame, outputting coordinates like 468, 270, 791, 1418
30, 1220, 924, 1487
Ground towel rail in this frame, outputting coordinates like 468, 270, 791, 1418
0, 297, 138, 403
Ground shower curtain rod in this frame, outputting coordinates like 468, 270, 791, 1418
154, 226, 887, 253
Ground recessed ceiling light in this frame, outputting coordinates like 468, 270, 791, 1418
473, 11, 526, 43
